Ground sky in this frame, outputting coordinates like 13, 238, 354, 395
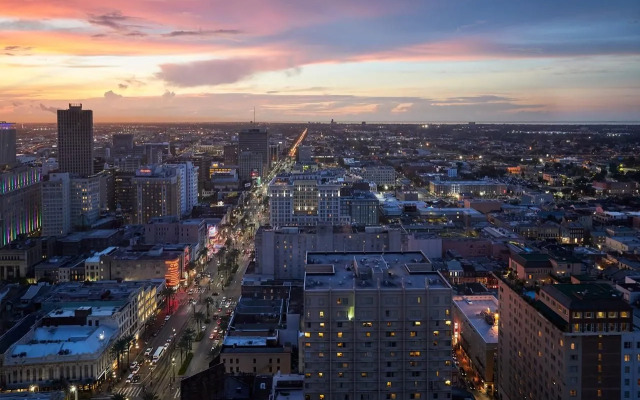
1, 0, 639, 123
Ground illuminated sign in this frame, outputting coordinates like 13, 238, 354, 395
165, 259, 180, 287
208, 225, 217, 238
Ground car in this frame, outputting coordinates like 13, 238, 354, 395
209, 332, 215, 339
130, 361, 139, 369
164, 315, 171, 321
144, 347, 153, 357
201, 325, 207, 331
188, 289, 194, 295
132, 374, 141, 383
132, 366, 140, 374
126, 373, 135, 383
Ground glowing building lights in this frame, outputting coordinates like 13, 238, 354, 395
165, 259, 180, 287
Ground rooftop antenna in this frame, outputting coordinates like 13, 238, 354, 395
253, 106, 256, 125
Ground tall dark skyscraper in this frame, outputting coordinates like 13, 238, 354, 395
57, 104, 94, 177
0, 122, 17, 168
239, 127, 269, 177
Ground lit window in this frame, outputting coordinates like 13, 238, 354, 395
625, 355, 631, 362
318, 372, 323, 377
337, 352, 343, 357
361, 372, 368, 377
338, 372, 344, 377
319, 322, 325, 328
337, 332, 343, 338
569, 390, 577, 397
319, 395, 325, 400
319, 311, 324, 318
366, 332, 371, 337
571, 343, 575, 350
410, 331, 417, 337
304, 332, 310, 337
305, 342, 311, 347
387, 381, 392, 387
413, 321, 421, 326
318, 332, 324, 338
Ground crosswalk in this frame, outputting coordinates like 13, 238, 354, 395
115, 385, 143, 399
111, 385, 180, 400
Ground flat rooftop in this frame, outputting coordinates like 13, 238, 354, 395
7, 325, 116, 364
452, 295, 499, 344
305, 251, 450, 291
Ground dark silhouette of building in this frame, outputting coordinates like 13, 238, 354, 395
57, 104, 94, 177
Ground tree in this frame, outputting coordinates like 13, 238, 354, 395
183, 328, 196, 350
122, 334, 135, 368
177, 335, 190, 363
160, 287, 176, 313
204, 296, 214, 318
110, 338, 128, 374
194, 311, 206, 329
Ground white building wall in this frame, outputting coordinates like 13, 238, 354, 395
41, 173, 71, 237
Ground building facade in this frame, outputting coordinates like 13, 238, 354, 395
0, 165, 41, 247
132, 166, 181, 224
268, 175, 348, 227
57, 104, 94, 177
41, 173, 71, 237
498, 278, 634, 400
255, 225, 405, 280
0, 122, 17, 168
303, 252, 453, 400
239, 127, 269, 178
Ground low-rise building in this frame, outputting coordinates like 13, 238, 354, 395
452, 295, 498, 393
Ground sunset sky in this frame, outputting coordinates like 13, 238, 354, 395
1, 0, 639, 123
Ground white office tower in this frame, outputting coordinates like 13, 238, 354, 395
268, 173, 348, 227
302, 251, 453, 400
166, 161, 198, 216
41, 173, 71, 236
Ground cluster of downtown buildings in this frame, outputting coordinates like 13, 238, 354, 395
1, 113, 640, 400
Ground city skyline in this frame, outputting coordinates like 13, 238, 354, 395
1, 0, 639, 123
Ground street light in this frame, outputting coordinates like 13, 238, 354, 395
172, 357, 176, 383
69, 385, 78, 400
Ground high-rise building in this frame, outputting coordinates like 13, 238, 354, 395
41, 172, 71, 237
0, 122, 17, 168
223, 144, 239, 165
497, 277, 637, 400
303, 251, 453, 400
132, 166, 181, 224
57, 104, 94, 177
143, 142, 170, 164
239, 127, 269, 177
166, 161, 199, 216
0, 165, 41, 247
70, 175, 101, 230
238, 151, 264, 183
114, 170, 135, 218
112, 133, 135, 155
268, 173, 348, 227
